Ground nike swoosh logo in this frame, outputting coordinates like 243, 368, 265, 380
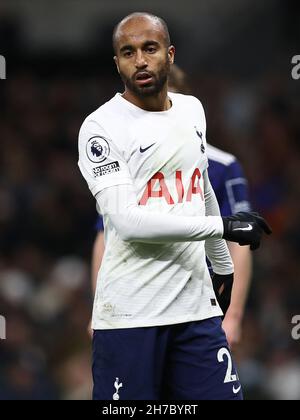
140, 143, 156, 153
232, 384, 241, 394
233, 224, 253, 232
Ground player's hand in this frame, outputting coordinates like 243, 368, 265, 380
222, 211, 272, 251
222, 310, 242, 351
212, 273, 234, 315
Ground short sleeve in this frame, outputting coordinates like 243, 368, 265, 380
78, 119, 133, 196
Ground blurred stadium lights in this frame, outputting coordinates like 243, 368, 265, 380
0, 0, 274, 50
0, 0, 280, 66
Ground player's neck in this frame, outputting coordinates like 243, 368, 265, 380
122, 86, 171, 112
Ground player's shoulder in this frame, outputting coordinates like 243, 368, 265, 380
170, 93, 206, 126
169, 92, 204, 109
82, 94, 120, 126
207, 144, 237, 167
79, 94, 124, 144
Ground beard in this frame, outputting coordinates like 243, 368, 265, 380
120, 57, 170, 98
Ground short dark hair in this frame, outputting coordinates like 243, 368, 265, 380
112, 12, 171, 54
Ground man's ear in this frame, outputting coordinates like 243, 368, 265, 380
168, 46, 175, 65
114, 56, 120, 74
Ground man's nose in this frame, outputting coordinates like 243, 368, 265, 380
135, 50, 147, 68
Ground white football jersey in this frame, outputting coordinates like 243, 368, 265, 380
78, 92, 223, 329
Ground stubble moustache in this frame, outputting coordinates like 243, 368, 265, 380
120, 54, 170, 97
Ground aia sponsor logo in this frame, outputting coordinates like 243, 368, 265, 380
139, 169, 204, 205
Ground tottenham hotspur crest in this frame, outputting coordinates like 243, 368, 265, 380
113, 377, 123, 400
195, 127, 205, 154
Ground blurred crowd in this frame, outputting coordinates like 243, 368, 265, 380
0, 61, 300, 399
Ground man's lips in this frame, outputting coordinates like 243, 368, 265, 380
135, 72, 154, 85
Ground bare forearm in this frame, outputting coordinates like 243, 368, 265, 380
227, 242, 252, 319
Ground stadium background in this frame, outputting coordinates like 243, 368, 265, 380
0, 0, 300, 400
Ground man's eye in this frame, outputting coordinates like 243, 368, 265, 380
146, 47, 156, 53
123, 51, 133, 57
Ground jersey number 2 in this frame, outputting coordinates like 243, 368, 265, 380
217, 348, 238, 384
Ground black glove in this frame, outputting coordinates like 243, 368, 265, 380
212, 273, 234, 316
222, 211, 272, 251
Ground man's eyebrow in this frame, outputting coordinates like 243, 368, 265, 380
143, 40, 160, 48
120, 44, 133, 53
119, 40, 160, 53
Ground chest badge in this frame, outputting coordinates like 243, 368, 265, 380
195, 127, 205, 154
